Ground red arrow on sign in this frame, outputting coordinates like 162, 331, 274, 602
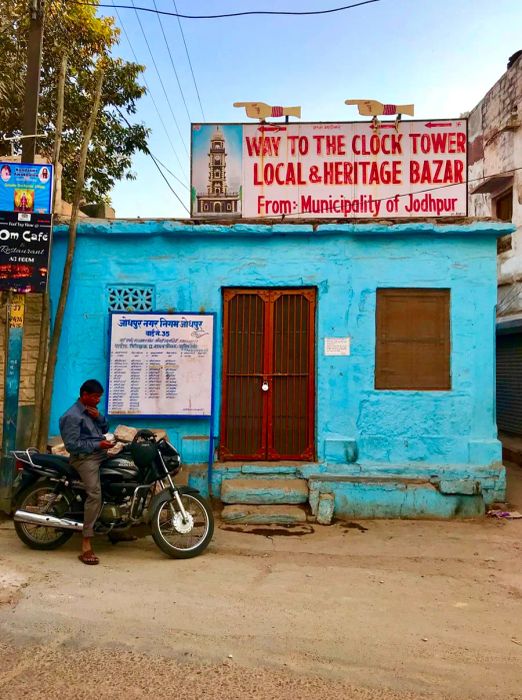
425, 121, 453, 128
370, 122, 396, 131
257, 125, 287, 133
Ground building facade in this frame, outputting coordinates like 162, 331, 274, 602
48, 219, 511, 520
468, 50, 522, 447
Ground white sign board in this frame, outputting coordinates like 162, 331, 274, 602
324, 337, 351, 356
107, 313, 214, 417
191, 120, 467, 220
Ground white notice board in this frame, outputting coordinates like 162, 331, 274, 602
324, 337, 351, 356
107, 312, 214, 417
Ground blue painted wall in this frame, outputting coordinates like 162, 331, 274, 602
48, 220, 511, 471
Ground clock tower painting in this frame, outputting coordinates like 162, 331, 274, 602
194, 125, 241, 216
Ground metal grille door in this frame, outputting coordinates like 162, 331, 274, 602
497, 332, 522, 436
221, 291, 266, 459
220, 289, 315, 460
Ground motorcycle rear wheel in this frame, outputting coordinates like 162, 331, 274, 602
14, 480, 75, 550
151, 492, 214, 559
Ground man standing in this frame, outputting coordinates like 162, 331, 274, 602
59, 379, 114, 565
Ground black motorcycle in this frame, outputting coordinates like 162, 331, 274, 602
12, 429, 214, 559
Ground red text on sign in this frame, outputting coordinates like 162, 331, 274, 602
410, 159, 464, 184
322, 161, 402, 185
352, 134, 403, 155
245, 136, 281, 157
409, 132, 466, 154
253, 162, 307, 186
313, 135, 346, 155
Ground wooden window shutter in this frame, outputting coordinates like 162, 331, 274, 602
375, 289, 451, 390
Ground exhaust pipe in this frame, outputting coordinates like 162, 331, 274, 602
14, 509, 83, 531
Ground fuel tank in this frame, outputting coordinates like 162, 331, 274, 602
100, 453, 139, 481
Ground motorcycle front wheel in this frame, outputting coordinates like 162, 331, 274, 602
14, 480, 75, 550
151, 492, 214, 559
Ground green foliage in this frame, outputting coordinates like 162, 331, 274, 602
0, 0, 150, 203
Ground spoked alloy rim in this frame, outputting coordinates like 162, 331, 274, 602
19, 486, 70, 544
156, 494, 209, 551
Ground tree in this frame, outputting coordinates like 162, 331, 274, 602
0, 0, 149, 203
39, 68, 105, 450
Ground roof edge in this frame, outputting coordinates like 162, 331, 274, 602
52, 218, 514, 238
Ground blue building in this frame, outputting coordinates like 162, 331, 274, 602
49, 219, 513, 521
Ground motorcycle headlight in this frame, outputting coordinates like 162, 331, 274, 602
165, 454, 181, 475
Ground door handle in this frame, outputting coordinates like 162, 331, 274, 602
261, 381, 269, 392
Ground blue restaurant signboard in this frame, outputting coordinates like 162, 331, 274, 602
0, 161, 53, 215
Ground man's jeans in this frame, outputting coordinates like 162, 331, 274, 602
69, 451, 106, 538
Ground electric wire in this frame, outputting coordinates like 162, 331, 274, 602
148, 150, 190, 213
151, 0, 192, 124
354, 166, 522, 207
129, 0, 189, 157
257, 166, 522, 218
67, 1, 382, 20
150, 152, 189, 190
112, 0, 190, 209
117, 106, 190, 211
111, 0, 188, 178
171, 0, 206, 121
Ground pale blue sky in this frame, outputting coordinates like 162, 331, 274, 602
97, 0, 522, 218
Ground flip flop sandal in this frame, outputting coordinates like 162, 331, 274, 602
78, 550, 99, 565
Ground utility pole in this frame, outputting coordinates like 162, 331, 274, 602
0, 0, 46, 512
21, 0, 45, 163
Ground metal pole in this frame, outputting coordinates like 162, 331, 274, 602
0, 295, 25, 512
21, 0, 45, 163
0, 0, 45, 512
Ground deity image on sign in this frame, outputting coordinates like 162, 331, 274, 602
14, 189, 34, 213
191, 124, 242, 217
1, 164, 11, 182
39, 166, 50, 182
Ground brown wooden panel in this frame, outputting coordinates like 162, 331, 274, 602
376, 289, 450, 390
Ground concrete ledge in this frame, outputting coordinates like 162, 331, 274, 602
309, 479, 485, 519
317, 494, 335, 525
187, 461, 506, 514
221, 478, 309, 505
222, 504, 307, 525
308, 475, 431, 485
241, 464, 300, 475
53, 219, 515, 239
438, 479, 481, 495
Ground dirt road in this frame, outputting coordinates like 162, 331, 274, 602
1, 491, 522, 700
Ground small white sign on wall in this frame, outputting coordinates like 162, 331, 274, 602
324, 337, 351, 356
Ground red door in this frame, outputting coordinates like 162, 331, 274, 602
220, 288, 315, 461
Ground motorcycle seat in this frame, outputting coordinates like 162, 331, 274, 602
31, 453, 79, 478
